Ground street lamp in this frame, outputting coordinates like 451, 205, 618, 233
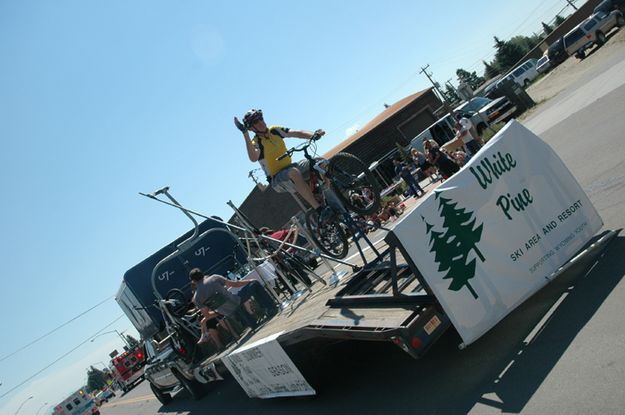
14, 395, 33, 415
35, 401, 48, 415
90, 330, 130, 348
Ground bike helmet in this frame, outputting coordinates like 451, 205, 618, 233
243, 109, 264, 129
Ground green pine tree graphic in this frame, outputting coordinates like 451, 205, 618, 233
422, 193, 485, 299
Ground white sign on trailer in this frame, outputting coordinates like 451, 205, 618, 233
222, 331, 315, 398
392, 120, 602, 346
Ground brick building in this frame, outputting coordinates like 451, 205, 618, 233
230, 88, 443, 229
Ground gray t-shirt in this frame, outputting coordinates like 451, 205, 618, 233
193, 274, 240, 316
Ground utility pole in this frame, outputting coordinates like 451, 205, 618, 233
419, 64, 454, 115
565, 0, 577, 10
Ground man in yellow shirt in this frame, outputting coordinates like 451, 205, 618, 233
234, 109, 329, 218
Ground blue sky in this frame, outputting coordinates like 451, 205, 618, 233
0, 0, 576, 412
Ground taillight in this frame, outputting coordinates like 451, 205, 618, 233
586, 34, 591, 39
411, 336, 423, 349
136, 352, 143, 359
177, 346, 187, 355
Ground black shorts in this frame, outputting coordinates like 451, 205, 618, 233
204, 317, 219, 329
420, 161, 433, 171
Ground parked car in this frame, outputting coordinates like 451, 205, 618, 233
478, 96, 517, 124
563, 10, 624, 59
547, 37, 567, 66
503, 58, 539, 87
93, 389, 115, 406
536, 55, 551, 74
453, 96, 492, 134
594, 0, 625, 14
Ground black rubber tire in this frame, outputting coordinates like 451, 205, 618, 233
576, 50, 586, 59
328, 152, 381, 215
170, 368, 206, 401
305, 210, 349, 259
523, 79, 530, 88
617, 15, 625, 27
169, 328, 198, 364
595, 31, 606, 46
149, 381, 173, 405
165, 288, 190, 318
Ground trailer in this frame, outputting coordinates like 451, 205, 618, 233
117, 121, 615, 400
186, 121, 615, 399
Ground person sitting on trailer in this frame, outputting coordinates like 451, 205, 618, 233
189, 268, 277, 333
189, 283, 239, 348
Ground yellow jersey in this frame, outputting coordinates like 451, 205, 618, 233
252, 125, 292, 178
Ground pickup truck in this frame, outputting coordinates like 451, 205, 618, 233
563, 10, 624, 59
143, 337, 185, 404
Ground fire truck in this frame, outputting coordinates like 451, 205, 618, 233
109, 345, 146, 393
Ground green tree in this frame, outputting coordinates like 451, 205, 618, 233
542, 22, 554, 35
555, 15, 566, 26
443, 83, 461, 104
423, 194, 486, 299
509, 35, 540, 54
87, 366, 107, 392
423, 218, 455, 271
125, 335, 140, 347
493, 36, 526, 72
483, 60, 500, 79
456, 68, 485, 90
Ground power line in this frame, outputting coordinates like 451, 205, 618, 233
326, 0, 574, 136
0, 314, 125, 400
0, 295, 115, 363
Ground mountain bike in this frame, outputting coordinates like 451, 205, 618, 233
277, 133, 381, 258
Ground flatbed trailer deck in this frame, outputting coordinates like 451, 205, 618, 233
195, 239, 451, 384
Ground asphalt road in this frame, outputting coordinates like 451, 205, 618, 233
102, 39, 625, 415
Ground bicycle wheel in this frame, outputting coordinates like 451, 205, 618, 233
305, 209, 349, 259
328, 152, 381, 215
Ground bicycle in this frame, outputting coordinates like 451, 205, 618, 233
277, 133, 381, 258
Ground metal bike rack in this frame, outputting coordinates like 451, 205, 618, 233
327, 231, 436, 309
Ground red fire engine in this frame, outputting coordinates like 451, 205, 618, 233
109, 345, 146, 393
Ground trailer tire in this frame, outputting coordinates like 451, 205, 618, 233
149, 382, 173, 405
170, 367, 206, 401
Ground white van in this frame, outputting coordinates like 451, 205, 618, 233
500, 58, 539, 88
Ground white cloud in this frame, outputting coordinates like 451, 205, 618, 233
345, 124, 359, 138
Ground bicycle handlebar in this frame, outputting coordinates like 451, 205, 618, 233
276, 130, 323, 161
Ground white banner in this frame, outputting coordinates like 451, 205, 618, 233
222, 332, 315, 398
392, 120, 602, 346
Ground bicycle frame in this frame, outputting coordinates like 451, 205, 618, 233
295, 144, 346, 214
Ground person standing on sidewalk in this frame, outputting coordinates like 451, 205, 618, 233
393, 157, 424, 197
454, 113, 484, 157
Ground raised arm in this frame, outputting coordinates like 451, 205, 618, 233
235, 116, 261, 162
284, 129, 325, 139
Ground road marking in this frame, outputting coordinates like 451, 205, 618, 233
101, 393, 156, 408
344, 237, 386, 262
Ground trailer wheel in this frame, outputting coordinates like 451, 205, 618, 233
149, 382, 173, 405
170, 367, 206, 400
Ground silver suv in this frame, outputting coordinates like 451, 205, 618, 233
564, 10, 624, 59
